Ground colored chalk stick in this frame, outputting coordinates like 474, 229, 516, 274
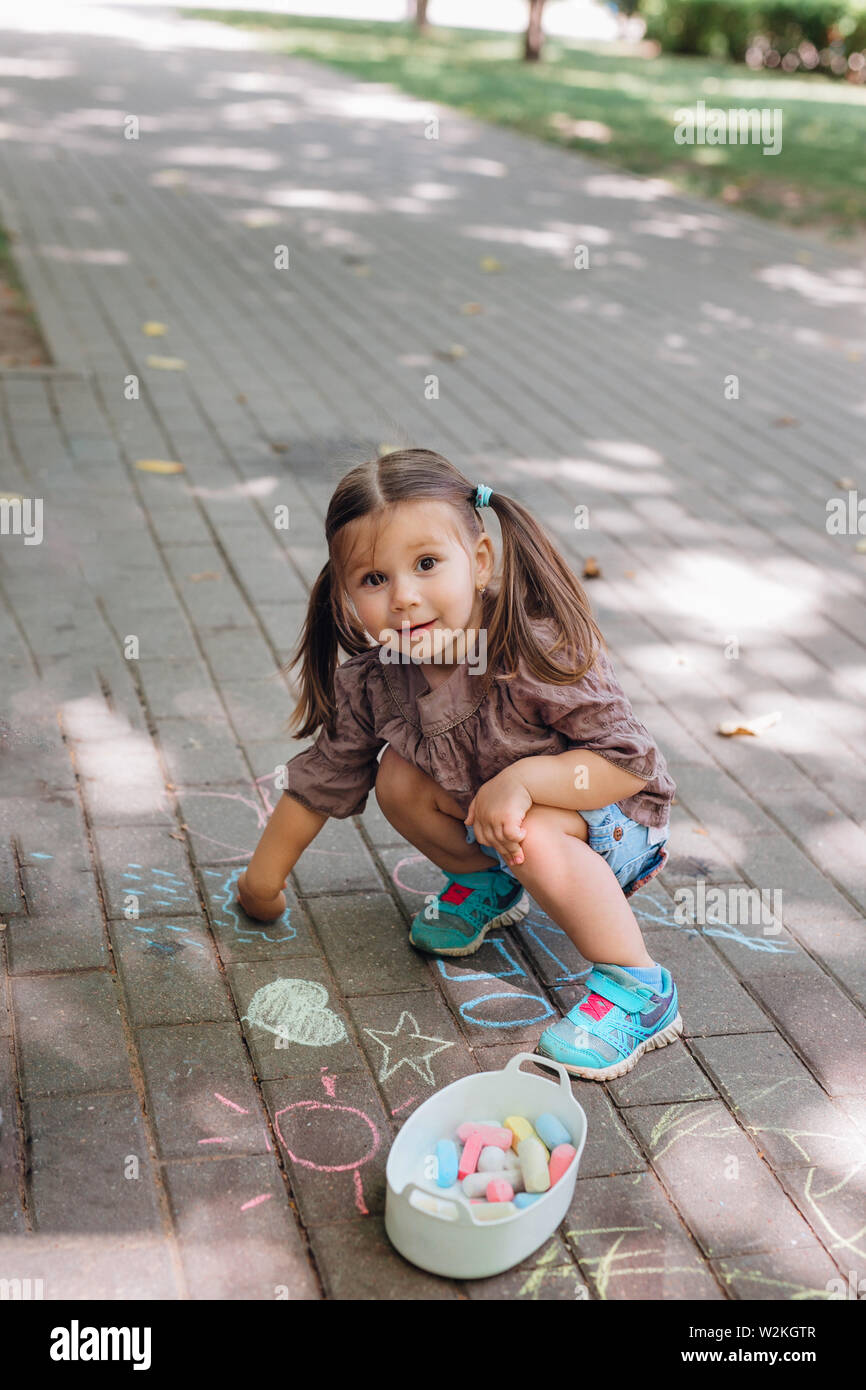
435, 1138, 459, 1188
456, 1119, 500, 1142
486, 1178, 514, 1203
457, 1125, 512, 1180
505, 1115, 549, 1160
534, 1112, 572, 1151
477, 1145, 507, 1173
548, 1143, 577, 1186
518, 1136, 551, 1193
514, 1192, 543, 1209
464, 1165, 525, 1197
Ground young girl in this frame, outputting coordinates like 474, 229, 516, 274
237, 449, 682, 1081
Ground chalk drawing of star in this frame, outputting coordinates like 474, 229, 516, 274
364, 1012, 454, 1086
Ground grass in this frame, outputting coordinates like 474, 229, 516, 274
184, 12, 866, 238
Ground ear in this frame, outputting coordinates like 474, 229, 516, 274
475, 532, 495, 588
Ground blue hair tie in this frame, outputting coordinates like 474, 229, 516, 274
475, 483, 493, 508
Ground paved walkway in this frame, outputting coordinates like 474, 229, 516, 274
1, 3, 865, 1301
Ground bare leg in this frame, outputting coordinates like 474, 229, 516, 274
506, 805, 654, 968
375, 748, 495, 877
377, 752, 655, 968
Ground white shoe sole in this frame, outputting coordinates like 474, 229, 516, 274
537, 1013, 684, 1082
413, 891, 530, 957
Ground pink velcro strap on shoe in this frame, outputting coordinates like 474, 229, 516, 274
583, 968, 648, 1012
441, 883, 473, 906
579, 993, 614, 1021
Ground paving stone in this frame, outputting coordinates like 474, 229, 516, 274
710, 1243, 847, 1300
137, 659, 224, 721
94, 825, 200, 919
774, 1163, 866, 1272
156, 716, 250, 785
197, 627, 279, 683
12, 972, 132, 1096
229, 957, 364, 1081
465, 1235, 588, 1301
200, 867, 321, 964
175, 782, 268, 867
624, 1101, 817, 1259
690, 1033, 866, 1168
7, 795, 90, 871
26, 1091, 162, 1235
347, 990, 477, 1119
305, 892, 431, 997
563, 1171, 723, 1299
433, 934, 558, 1047
163, 1154, 319, 1300
0, 841, 24, 917
16, 862, 102, 924
0, 1042, 25, 1234
737, 967, 866, 1097
290, 815, 382, 896
262, 1071, 393, 1225
729, 834, 858, 932
6, 903, 107, 975
0, 1236, 180, 1299
110, 915, 235, 1027
308, 1214, 460, 1300
136, 1022, 269, 1159
607, 1040, 718, 1108
218, 677, 295, 733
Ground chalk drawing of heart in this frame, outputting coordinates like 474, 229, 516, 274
244, 979, 347, 1047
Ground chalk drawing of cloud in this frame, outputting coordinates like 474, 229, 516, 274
244, 979, 347, 1047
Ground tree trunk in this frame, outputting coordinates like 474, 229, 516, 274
415, 0, 430, 32
524, 0, 546, 61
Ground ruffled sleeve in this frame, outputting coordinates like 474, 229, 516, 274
284, 653, 386, 819
504, 642, 663, 785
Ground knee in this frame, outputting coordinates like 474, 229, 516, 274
375, 745, 420, 805
518, 804, 587, 856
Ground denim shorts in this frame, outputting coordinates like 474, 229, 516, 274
466, 801, 669, 899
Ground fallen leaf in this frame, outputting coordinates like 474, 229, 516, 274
460, 302, 484, 314
836, 477, 856, 489
146, 355, 187, 370
772, 416, 800, 427
692, 828, 708, 836
188, 571, 221, 583
270, 442, 289, 453
717, 711, 781, 737
236, 393, 247, 404
169, 831, 186, 841
480, 256, 503, 272
582, 556, 601, 579
856, 538, 866, 554
135, 459, 184, 474
141, 321, 167, 337
433, 344, 467, 361
623, 569, 636, 579
154, 169, 187, 187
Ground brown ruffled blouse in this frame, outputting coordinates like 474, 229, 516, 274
284, 613, 675, 831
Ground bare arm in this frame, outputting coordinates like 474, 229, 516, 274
237, 794, 327, 922
513, 749, 648, 811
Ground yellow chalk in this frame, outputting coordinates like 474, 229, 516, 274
505, 1115, 548, 1160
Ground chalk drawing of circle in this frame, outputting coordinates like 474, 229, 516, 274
274, 1101, 380, 1173
459, 992, 555, 1028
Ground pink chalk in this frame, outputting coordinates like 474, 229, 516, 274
456, 1120, 501, 1142
457, 1126, 514, 1180
486, 1178, 514, 1203
548, 1143, 577, 1186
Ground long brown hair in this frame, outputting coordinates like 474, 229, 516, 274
286, 448, 607, 738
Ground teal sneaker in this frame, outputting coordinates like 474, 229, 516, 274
536, 964, 682, 1081
409, 868, 529, 957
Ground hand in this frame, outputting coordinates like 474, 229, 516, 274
237, 869, 286, 923
464, 770, 532, 868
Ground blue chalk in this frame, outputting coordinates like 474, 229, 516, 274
435, 1138, 459, 1189
535, 1112, 572, 1151
514, 1192, 544, 1209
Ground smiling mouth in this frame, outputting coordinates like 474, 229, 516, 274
407, 619, 436, 633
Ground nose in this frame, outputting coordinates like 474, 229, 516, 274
390, 573, 420, 618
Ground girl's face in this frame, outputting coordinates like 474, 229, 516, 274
342, 501, 494, 661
